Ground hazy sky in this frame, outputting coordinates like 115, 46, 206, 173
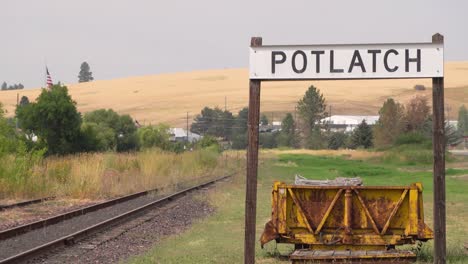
1, 0, 467, 88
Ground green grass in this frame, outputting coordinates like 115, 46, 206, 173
127, 151, 468, 264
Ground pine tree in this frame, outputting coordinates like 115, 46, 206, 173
78, 62, 94, 83
350, 120, 373, 149
278, 113, 297, 148
260, 114, 269, 126
297, 85, 327, 148
19, 96, 29, 107
328, 132, 348, 150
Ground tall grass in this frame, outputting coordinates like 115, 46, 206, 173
0, 148, 237, 200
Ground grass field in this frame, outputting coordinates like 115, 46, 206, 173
127, 150, 468, 264
0, 148, 236, 201
1, 62, 467, 127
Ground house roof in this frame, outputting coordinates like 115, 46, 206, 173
169, 128, 202, 142
321, 115, 379, 126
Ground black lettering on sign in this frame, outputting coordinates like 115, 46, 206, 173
271, 51, 286, 74
348, 50, 366, 73
311, 50, 325, 73
384, 49, 399, 72
330, 50, 344, 73
367, 49, 381, 72
405, 49, 421, 72
292, 50, 307, 73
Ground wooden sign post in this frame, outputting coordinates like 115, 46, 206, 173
245, 34, 445, 264
432, 33, 446, 264
244, 36, 262, 264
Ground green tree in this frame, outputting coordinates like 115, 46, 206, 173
191, 107, 234, 140
115, 115, 138, 151
260, 132, 278, 149
350, 120, 373, 149
297, 85, 327, 148
277, 113, 297, 148
0, 102, 17, 154
196, 135, 220, 151
83, 109, 138, 151
420, 117, 462, 147
137, 124, 171, 149
78, 61, 94, 83
84, 109, 120, 128
80, 122, 116, 151
373, 98, 405, 148
297, 85, 327, 131
16, 85, 82, 155
234, 107, 248, 134
19, 96, 29, 107
260, 114, 269, 126
458, 105, 468, 136
1, 82, 6, 90
328, 132, 348, 150
231, 107, 249, 149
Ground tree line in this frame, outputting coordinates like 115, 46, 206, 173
1, 82, 24, 91
1, 84, 217, 157
191, 85, 467, 150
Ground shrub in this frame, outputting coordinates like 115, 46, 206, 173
328, 132, 348, 150
196, 135, 221, 152
381, 144, 433, 165
137, 124, 171, 150
395, 132, 430, 146
260, 132, 278, 149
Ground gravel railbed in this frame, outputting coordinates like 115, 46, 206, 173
0, 191, 162, 260
0, 200, 100, 231
30, 190, 214, 263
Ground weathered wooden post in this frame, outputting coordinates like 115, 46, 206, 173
244, 36, 262, 264
432, 33, 446, 264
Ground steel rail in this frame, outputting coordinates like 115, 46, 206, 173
0, 197, 55, 211
0, 173, 233, 264
0, 186, 161, 240
0, 173, 232, 240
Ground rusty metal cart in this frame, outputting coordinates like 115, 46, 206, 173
261, 181, 433, 263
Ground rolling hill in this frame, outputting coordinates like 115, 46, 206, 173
1, 62, 467, 127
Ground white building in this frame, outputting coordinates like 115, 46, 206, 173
447, 120, 458, 129
321, 115, 379, 132
169, 128, 202, 143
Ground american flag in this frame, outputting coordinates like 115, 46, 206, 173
46, 67, 53, 88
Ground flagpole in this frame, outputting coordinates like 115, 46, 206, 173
44, 57, 47, 89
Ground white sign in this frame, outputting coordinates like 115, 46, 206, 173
249, 43, 443, 80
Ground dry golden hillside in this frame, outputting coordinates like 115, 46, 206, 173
1, 62, 467, 127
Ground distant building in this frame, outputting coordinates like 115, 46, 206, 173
321, 115, 379, 132
259, 122, 282, 133
447, 120, 458, 129
169, 128, 202, 143
272, 121, 282, 126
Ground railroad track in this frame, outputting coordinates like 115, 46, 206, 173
0, 173, 234, 264
0, 197, 55, 211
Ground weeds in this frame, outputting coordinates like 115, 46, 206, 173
0, 148, 236, 200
